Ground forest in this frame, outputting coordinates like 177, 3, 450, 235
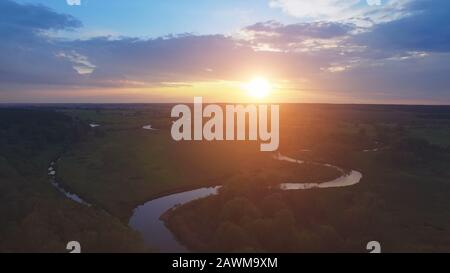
0, 107, 146, 252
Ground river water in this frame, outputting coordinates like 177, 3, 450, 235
128, 153, 363, 252
48, 148, 363, 253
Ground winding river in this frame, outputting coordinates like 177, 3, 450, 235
129, 187, 221, 252
273, 153, 363, 190
128, 153, 363, 252
47, 138, 363, 252
142, 124, 157, 130
48, 160, 91, 206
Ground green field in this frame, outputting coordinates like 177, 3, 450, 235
410, 127, 450, 147
1, 104, 450, 252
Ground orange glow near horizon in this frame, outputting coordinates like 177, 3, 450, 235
3, 78, 354, 104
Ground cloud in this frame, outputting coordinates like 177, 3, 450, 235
0, 0, 84, 87
57, 51, 96, 75
0, 0, 81, 33
268, 0, 412, 27
240, 20, 357, 52
244, 20, 355, 39
367, 0, 382, 6
269, 0, 360, 20
67, 35, 261, 85
354, 0, 450, 53
67, 0, 81, 6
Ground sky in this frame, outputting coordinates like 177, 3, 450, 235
0, 0, 449, 104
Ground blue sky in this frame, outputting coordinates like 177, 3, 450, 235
1, 0, 450, 104
15, 0, 297, 37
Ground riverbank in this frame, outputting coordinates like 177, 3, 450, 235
131, 153, 363, 252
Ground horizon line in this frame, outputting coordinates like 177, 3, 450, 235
1, 102, 450, 107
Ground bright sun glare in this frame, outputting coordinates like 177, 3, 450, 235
244, 77, 271, 99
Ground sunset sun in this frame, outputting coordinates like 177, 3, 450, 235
244, 77, 272, 99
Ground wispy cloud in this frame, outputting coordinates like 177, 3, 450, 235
240, 20, 357, 52
269, 0, 361, 20
57, 51, 96, 75
366, 0, 382, 6
268, 0, 412, 27
67, 0, 81, 6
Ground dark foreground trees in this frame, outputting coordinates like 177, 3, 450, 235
0, 108, 147, 252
